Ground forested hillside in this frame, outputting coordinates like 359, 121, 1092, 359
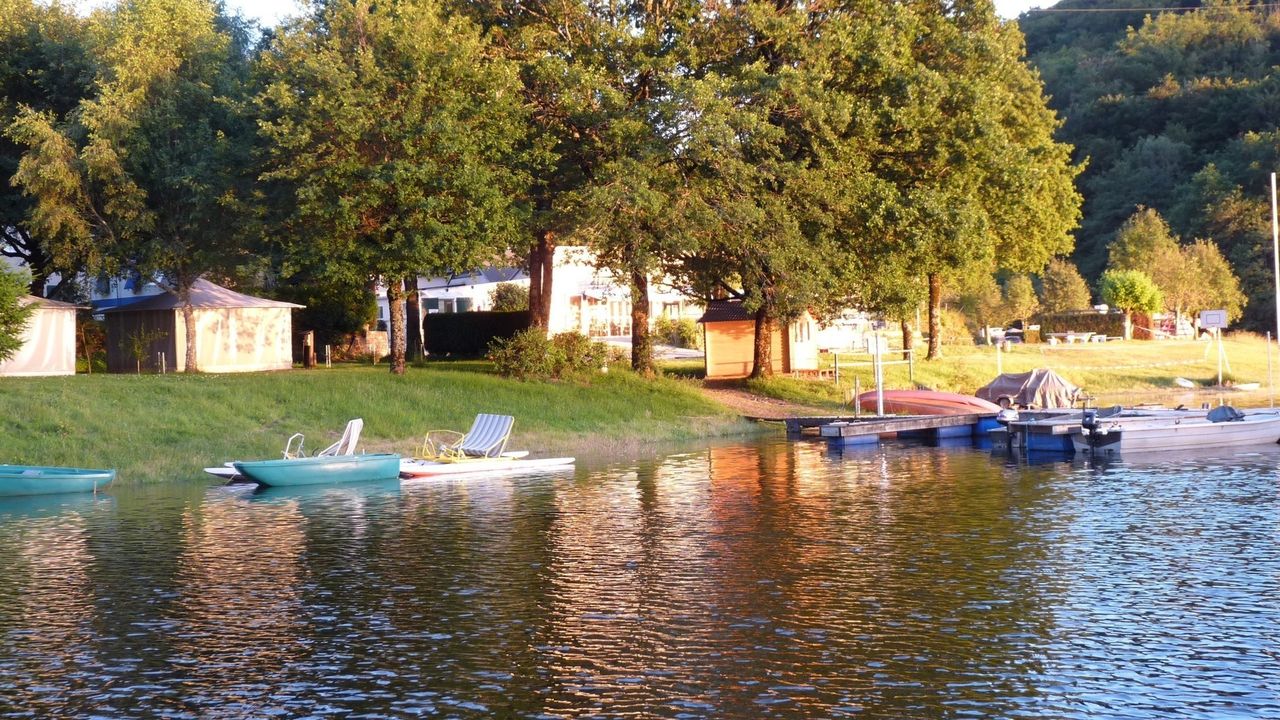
1023, 0, 1280, 331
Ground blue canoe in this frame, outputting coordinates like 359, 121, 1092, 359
0, 465, 115, 496
232, 453, 401, 487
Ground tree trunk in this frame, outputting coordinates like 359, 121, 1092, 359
528, 230, 555, 330
388, 280, 407, 375
630, 269, 654, 377
900, 319, 913, 361
180, 288, 198, 373
749, 305, 774, 379
404, 276, 422, 362
927, 272, 942, 360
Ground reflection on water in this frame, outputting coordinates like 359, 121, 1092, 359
0, 439, 1277, 718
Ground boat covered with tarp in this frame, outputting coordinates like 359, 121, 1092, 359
976, 368, 1081, 409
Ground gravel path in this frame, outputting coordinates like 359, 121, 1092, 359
698, 384, 841, 420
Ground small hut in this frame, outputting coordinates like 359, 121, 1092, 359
0, 296, 79, 377
103, 279, 303, 373
697, 300, 818, 379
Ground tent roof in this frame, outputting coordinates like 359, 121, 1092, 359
102, 279, 303, 313
21, 295, 82, 310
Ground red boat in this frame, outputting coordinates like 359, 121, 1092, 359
856, 390, 1001, 416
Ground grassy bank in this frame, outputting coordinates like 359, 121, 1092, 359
749, 332, 1280, 411
0, 362, 754, 484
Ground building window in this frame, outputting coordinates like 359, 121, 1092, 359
457, 297, 473, 312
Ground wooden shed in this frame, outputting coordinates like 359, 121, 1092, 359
698, 300, 818, 379
103, 279, 303, 373
0, 296, 79, 377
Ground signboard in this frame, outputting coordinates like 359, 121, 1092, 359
1199, 309, 1228, 330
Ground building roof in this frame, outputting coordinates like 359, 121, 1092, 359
697, 299, 753, 323
419, 267, 528, 291
101, 278, 304, 313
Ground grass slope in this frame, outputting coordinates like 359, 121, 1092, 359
749, 333, 1280, 411
0, 363, 750, 484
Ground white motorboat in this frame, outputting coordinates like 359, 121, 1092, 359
1073, 406, 1280, 456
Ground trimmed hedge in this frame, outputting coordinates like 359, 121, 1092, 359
423, 311, 531, 357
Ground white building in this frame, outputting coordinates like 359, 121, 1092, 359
376, 246, 704, 337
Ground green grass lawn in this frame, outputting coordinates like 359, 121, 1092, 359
0, 362, 752, 484
747, 332, 1280, 411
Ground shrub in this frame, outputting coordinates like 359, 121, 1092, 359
939, 307, 975, 346
489, 328, 609, 380
551, 331, 610, 378
652, 316, 703, 349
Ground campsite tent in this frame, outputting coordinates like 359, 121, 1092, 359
0, 296, 79, 376
102, 279, 303, 373
976, 368, 1081, 409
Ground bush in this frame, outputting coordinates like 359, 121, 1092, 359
652, 316, 703, 349
939, 307, 975, 346
488, 328, 609, 380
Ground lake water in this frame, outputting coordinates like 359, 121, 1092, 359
1, 437, 1278, 718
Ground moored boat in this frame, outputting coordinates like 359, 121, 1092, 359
857, 390, 1001, 416
400, 455, 576, 478
0, 465, 115, 496
1074, 406, 1280, 456
233, 453, 401, 487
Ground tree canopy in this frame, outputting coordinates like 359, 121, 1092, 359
1024, 0, 1280, 331
257, 0, 531, 374
0, 266, 34, 362
8, 0, 256, 372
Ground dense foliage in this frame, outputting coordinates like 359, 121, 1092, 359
3, 0, 1082, 374
0, 266, 34, 362
1023, 0, 1279, 330
488, 328, 609, 381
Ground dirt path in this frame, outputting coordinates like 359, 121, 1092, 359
698, 384, 841, 420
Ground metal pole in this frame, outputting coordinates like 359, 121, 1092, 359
325, 345, 332, 368
908, 348, 914, 384
996, 341, 1002, 375
1269, 331, 1274, 408
1217, 327, 1224, 387
853, 375, 860, 419
833, 352, 839, 386
1272, 173, 1280, 350
874, 340, 885, 417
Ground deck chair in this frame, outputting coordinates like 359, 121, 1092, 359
282, 418, 363, 459
420, 413, 514, 460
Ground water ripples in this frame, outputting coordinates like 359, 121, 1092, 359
0, 440, 1277, 717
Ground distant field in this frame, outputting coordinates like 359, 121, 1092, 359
746, 332, 1280, 411
0, 363, 751, 484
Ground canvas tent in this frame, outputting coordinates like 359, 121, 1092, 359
0, 296, 79, 377
102, 279, 303, 373
976, 368, 1081, 409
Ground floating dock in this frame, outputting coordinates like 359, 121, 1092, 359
786, 413, 1000, 445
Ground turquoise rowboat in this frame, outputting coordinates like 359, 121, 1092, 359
0, 465, 115, 496
232, 453, 401, 487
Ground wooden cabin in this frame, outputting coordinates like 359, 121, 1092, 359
698, 300, 818, 379
102, 279, 303, 373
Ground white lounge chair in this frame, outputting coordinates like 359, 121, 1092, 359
283, 418, 363, 459
420, 414, 514, 460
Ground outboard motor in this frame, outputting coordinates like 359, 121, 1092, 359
996, 408, 1019, 426
1082, 408, 1098, 432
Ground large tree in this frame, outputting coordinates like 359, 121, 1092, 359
0, 0, 94, 297
881, 0, 1081, 360
1039, 256, 1092, 314
258, 0, 529, 375
8, 0, 256, 372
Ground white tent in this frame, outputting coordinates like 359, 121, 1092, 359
0, 296, 79, 377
